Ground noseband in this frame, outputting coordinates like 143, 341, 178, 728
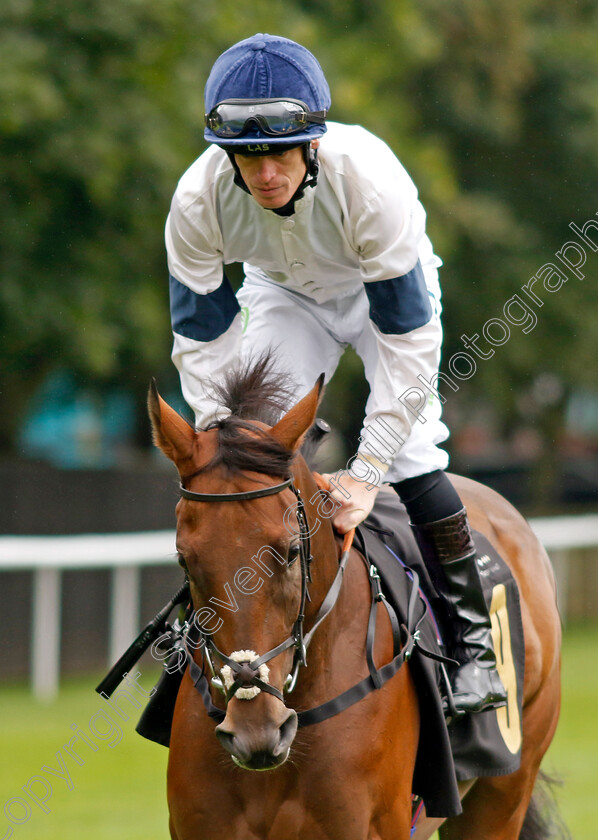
179, 475, 318, 707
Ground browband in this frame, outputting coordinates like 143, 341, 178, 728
179, 477, 293, 503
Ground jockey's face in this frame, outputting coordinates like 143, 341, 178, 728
234, 140, 319, 209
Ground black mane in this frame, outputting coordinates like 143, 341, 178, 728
210, 352, 296, 425
195, 353, 298, 480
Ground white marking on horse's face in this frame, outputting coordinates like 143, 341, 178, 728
220, 650, 270, 700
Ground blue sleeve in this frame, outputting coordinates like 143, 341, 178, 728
169, 271, 240, 342
363, 261, 432, 335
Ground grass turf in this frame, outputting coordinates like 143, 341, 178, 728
544, 622, 598, 838
0, 626, 596, 839
0, 668, 169, 840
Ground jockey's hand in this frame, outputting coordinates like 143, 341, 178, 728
321, 472, 381, 534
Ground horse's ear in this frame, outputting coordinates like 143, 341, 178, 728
269, 374, 325, 452
147, 379, 196, 464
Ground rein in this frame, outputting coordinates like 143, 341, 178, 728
179, 473, 423, 728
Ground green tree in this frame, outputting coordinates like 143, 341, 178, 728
0, 0, 305, 448
2, 0, 598, 506
299, 0, 598, 501
407, 0, 598, 503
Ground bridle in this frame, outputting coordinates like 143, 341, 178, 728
179, 475, 344, 708
94, 466, 438, 734
179, 477, 294, 503
178, 473, 426, 729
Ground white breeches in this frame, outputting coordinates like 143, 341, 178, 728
237, 272, 449, 483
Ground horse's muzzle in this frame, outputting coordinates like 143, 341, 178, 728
215, 703, 298, 771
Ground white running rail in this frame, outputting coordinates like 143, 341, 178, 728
1, 516, 597, 700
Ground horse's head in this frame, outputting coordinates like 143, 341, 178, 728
149, 368, 335, 770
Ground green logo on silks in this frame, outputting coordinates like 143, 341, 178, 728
241, 306, 250, 334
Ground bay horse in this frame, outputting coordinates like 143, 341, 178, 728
148, 360, 563, 840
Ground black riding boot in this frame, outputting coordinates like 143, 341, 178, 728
411, 508, 507, 715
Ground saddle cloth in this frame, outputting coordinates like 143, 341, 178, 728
360, 488, 525, 785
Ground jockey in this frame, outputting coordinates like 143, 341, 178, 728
166, 33, 507, 716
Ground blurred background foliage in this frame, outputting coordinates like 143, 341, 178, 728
1, 0, 598, 508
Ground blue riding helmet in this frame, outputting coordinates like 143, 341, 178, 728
204, 34, 330, 148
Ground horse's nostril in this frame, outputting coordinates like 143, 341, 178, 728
215, 727, 237, 757
274, 710, 298, 756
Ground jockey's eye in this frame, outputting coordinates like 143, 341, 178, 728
287, 542, 301, 567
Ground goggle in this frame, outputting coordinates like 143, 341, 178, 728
205, 98, 327, 138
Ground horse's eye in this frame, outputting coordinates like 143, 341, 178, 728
287, 543, 300, 567
177, 552, 188, 571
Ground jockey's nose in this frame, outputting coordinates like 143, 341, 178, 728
254, 156, 278, 183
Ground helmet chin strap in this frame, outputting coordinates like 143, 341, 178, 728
225, 143, 319, 216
